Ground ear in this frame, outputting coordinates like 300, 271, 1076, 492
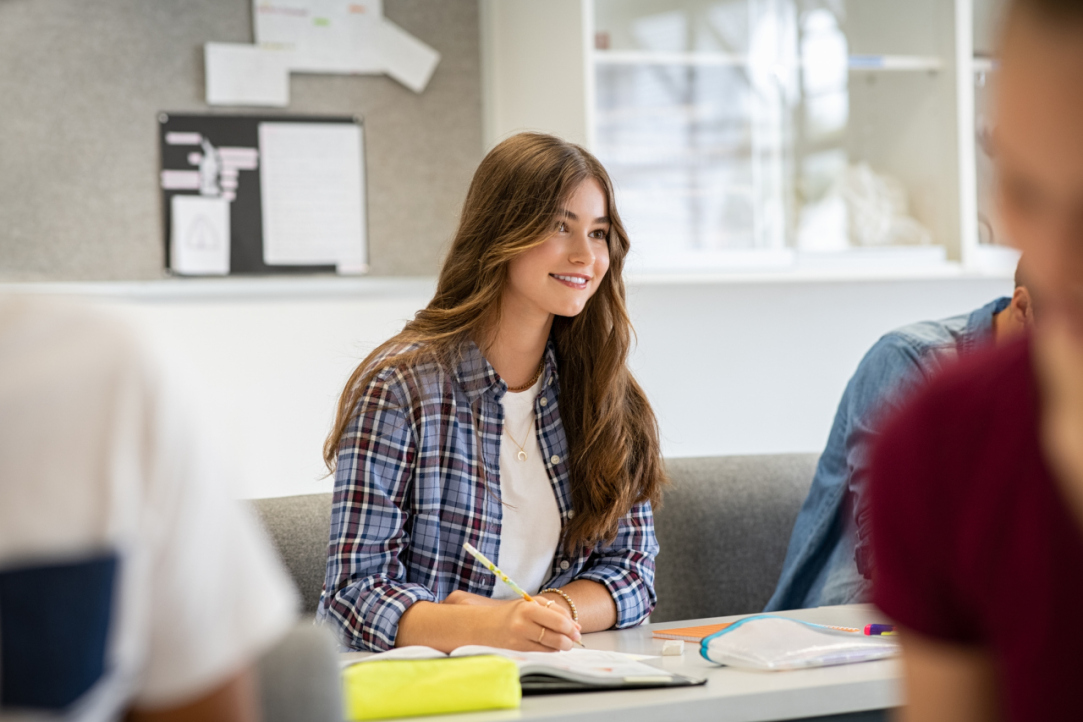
1013, 286, 1034, 326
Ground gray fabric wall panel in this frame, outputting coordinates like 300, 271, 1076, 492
251, 492, 333, 616
651, 454, 819, 623
0, 0, 481, 280
250, 454, 820, 623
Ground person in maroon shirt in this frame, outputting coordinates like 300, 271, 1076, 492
870, 0, 1083, 720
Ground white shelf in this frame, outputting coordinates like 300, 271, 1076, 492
626, 262, 1014, 286
973, 57, 999, 72
593, 50, 942, 72
0, 262, 1016, 300
847, 55, 942, 71
0, 276, 439, 301
593, 50, 747, 67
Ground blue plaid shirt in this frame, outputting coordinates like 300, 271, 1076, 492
317, 339, 659, 651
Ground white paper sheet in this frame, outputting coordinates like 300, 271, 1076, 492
254, 0, 384, 74
257, 122, 366, 272
379, 17, 440, 93
350, 646, 660, 676
170, 195, 231, 275
205, 42, 291, 107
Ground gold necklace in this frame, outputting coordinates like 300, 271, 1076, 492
503, 361, 543, 461
506, 361, 544, 393
504, 417, 534, 462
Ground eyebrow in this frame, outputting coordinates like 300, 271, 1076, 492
560, 209, 610, 225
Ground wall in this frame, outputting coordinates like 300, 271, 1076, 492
1, 1, 1018, 502
0, 0, 481, 280
14, 273, 1012, 499
479, 0, 591, 149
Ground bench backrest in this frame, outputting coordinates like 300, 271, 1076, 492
251, 453, 818, 620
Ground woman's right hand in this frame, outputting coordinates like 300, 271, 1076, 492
477, 599, 582, 652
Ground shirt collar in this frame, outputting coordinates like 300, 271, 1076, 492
454, 337, 560, 402
960, 296, 1012, 355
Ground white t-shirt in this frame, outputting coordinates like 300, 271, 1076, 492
0, 297, 298, 720
492, 375, 562, 600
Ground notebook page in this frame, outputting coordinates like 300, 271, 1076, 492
449, 646, 667, 681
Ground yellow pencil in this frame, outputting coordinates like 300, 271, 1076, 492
462, 542, 586, 648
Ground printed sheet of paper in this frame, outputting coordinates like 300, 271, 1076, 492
449, 647, 668, 680
254, 0, 384, 74
205, 43, 291, 107
380, 17, 440, 93
257, 122, 366, 272
170, 196, 231, 275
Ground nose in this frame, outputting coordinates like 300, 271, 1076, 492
568, 231, 595, 266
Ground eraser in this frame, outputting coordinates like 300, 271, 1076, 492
661, 639, 685, 656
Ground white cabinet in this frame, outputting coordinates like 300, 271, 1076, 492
480, 0, 1017, 277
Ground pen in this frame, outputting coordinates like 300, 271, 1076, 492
864, 624, 897, 636
462, 542, 586, 648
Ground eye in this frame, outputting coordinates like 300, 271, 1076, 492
589, 229, 609, 240
557, 221, 569, 233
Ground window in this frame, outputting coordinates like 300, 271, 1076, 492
591, 0, 962, 274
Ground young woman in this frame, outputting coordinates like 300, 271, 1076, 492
317, 132, 666, 653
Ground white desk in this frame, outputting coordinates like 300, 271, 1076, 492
340, 605, 902, 722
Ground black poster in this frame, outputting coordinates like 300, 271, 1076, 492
158, 112, 364, 275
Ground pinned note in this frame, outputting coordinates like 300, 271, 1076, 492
170, 196, 231, 275
254, 0, 384, 74
202, 0, 441, 104
205, 43, 291, 107
379, 18, 440, 93
257, 122, 367, 271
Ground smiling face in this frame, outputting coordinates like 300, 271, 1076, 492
504, 177, 612, 321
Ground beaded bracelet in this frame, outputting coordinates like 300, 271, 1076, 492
539, 587, 578, 623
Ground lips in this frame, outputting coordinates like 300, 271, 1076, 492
550, 273, 591, 289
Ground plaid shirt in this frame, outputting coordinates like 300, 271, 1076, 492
317, 339, 658, 651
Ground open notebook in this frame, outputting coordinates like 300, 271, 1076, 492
347, 645, 706, 694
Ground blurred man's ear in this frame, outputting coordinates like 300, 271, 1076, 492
1013, 286, 1036, 327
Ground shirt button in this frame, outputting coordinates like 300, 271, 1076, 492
567, 510, 575, 519
540, 397, 548, 407
560, 560, 570, 571
550, 455, 560, 465
548, 376, 554, 386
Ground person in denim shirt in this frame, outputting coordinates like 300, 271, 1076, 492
766, 269, 1034, 611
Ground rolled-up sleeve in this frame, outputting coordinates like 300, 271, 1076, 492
575, 500, 658, 628
320, 371, 434, 651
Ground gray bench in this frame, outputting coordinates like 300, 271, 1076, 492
251, 453, 818, 623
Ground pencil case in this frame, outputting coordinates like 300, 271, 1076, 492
342, 654, 521, 720
700, 615, 899, 671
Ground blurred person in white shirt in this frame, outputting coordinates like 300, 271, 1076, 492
0, 296, 298, 721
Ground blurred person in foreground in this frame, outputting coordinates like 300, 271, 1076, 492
870, 0, 1083, 719
766, 269, 1032, 612
0, 296, 297, 721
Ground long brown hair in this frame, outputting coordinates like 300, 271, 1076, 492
324, 132, 667, 551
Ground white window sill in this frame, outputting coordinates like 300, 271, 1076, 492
0, 248, 1018, 299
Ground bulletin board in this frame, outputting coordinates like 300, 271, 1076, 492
159, 113, 366, 276
0, 0, 482, 281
